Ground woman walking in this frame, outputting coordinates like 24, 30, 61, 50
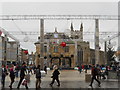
49, 65, 60, 87
17, 62, 28, 89
9, 68, 15, 89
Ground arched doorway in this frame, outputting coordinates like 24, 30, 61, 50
62, 57, 71, 69
50, 57, 61, 68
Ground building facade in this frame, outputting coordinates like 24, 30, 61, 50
0, 36, 19, 65
0, 36, 8, 65
7, 41, 19, 64
34, 23, 95, 69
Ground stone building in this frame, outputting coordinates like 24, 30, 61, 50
35, 23, 92, 69
0, 36, 19, 65
90, 49, 105, 65
35, 23, 106, 69
0, 36, 6, 65
7, 41, 19, 64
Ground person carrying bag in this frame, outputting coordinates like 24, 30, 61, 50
49, 65, 60, 87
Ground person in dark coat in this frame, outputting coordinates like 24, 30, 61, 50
35, 65, 41, 88
1, 65, 7, 88
15, 64, 20, 78
44, 65, 47, 74
9, 68, 15, 89
17, 62, 28, 89
84, 64, 88, 73
49, 65, 60, 87
89, 64, 101, 87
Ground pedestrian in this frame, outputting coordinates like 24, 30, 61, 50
15, 64, 19, 78
82, 64, 84, 71
96, 66, 101, 79
17, 62, 28, 89
84, 64, 88, 73
1, 65, 8, 88
44, 65, 47, 74
89, 64, 101, 87
33, 64, 36, 74
104, 66, 109, 79
9, 68, 15, 89
29, 64, 33, 75
49, 65, 60, 87
78, 65, 82, 73
35, 65, 41, 89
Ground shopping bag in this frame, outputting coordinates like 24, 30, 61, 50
22, 79, 27, 85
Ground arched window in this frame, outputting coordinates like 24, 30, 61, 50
75, 36, 79, 39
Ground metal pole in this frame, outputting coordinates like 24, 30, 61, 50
104, 41, 107, 65
40, 19, 44, 70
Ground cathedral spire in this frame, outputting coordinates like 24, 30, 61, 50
55, 27, 58, 33
80, 23, 83, 31
70, 23, 74, 31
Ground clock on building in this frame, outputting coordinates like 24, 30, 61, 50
54, 34, 58, 38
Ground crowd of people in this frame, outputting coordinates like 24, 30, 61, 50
77, 63, 120, 87
1, 62, 120, 89
1, 62, 49, 89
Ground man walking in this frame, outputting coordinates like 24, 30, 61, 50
89, 64, 101, 87
35, 65, 41, 89
1, 65, 8, 88
17, 62, 28, 89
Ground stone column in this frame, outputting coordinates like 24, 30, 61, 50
75, 40, 77, 66
46, 39, 51, 67
40, 19, 44, 70
95, 19, 100, 65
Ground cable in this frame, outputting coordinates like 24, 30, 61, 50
11, 20, 29, 42
12, 20, 25, 34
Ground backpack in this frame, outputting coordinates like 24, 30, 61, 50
94, 67, 100, 75
36, 69, 41, 78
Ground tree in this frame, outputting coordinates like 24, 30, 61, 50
107, 40, 115, 65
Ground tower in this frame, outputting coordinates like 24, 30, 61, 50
80, 23, 83, 41
70, 23, 83, 41
55, 27, 58, 33
70, 23, 74, 31
70, 23, 74, 38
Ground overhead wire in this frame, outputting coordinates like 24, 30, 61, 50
11, 20, 29, 42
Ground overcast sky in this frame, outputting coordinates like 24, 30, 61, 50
0, 2, 119, 53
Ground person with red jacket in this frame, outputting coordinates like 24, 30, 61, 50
89, 64, 101, 87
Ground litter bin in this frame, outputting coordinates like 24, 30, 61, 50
85, 74, 91, 82
108, 71, 118, 79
